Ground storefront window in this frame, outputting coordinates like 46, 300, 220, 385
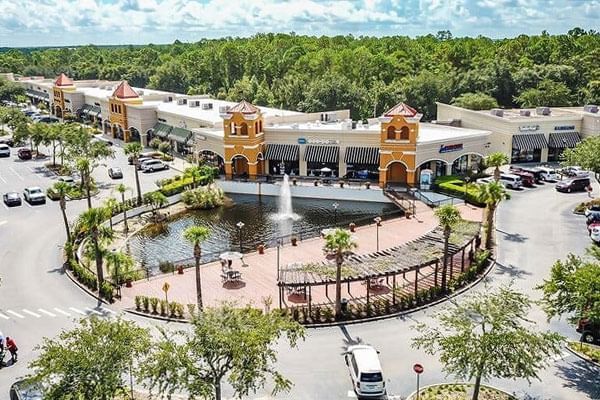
307, 162, 338, 178
269, 160, 299, 176
345, 164, 379, 180
548, 147, 565, 163
511, 148, 541, 164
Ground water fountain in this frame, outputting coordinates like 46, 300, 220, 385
272, 174, 300, 221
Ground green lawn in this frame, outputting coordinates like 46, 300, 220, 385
435, 175, 486, 206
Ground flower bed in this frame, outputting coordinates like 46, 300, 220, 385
567, 341, 600, 364
407, 383, 517, 400
574, 198, 600, 214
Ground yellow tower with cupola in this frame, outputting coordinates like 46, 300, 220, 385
221, 100, 265, 178
108, 81, 143, 143
52, 73, 76, 118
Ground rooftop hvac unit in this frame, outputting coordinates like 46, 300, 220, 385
189, 100, 201, 108
201, 103, 213, 110
219, 105, 230, 113
536, 107, 551, 116
177, 98, 188, 105
519, 110, 531, 117
291, 123, 299, 129
584, 104, 599, 113
320, 111, 338, 123
490, 108, 504, 117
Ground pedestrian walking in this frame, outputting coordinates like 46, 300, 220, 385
587, 184, 593, 198
5, 337, 17, 363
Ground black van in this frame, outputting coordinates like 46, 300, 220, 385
555, 177, 590, 193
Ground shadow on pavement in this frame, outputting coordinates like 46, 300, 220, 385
493, 262, 532, 279
497, 229, 529, 243
556, 358, 600, 399
339, 324, 362, 349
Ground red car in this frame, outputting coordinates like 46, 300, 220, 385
17, 148, 32, 160
510, 170, 535, 187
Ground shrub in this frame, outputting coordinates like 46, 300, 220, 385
175, 303, 184, 318
158, 260, 175, 273
135, 296, 143, 311
181, 187, 225, 210
100, 282, 114, 302
150, 297, 159, 314
149, 137, 162, 149
187, 304, 196, 317
159, 176, 195, 196
160, 300, 168, 316
142, 296, 150, 313
70, 261, 98, 291
434, 176, 486, 207
169, 301, 178, 317
472, 249, 491, 273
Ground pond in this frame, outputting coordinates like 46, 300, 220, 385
127, 193, 399, 273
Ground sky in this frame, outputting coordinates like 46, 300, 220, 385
0, 0, 598, 48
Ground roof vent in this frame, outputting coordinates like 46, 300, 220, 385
490, 108, 504, 117
189, 100, 201, 108
219, 105, 230, 114
201, 103, 213, 110
519, 110, 531, 117
584, 104, 599, 113
536, 107, 551, 116
177, 98, 187, 105
320, 112, 338, 123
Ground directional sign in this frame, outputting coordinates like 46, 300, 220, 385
413, 363, 424, 374
162, 282, 170, 293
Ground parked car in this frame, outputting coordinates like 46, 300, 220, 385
513, 166, 544, 183
344, 345, 386, 398
499, 173, 522, 189
586, 214, 600, 229
108, 167, 123, 179
141, 159, 169, 172
128, 151, 162, 164
562, 166, 583, 177
92, 136, 113, 146
0, 136, 14, 146
17, 148, 32, 160
36, 116, 59, 124
0, 143, 10, 157
584, 205, 600, 219
576, 319, 600, 344
23, 110, 38, 117
58, 176, 75, 186
3, 192, 22, 206
537, 166, 560, 181
23, 186, 46, 204
135, 157, 153, 169
591, 225, 600, 245
555, 176, 591, 193
509, 170, 535, 187
476, 176, 494, 185
9, 379, 43, 400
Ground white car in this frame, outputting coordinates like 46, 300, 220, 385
476, 177, 494, 185
141, 159, 169, 172
591, 226, 600, 245
537, 166, 560, 182
23, 186, 46, 204
345, 345, 386, 398
0, 143, 10, 157
499, 173, 522, 189
58, 176, 75, 186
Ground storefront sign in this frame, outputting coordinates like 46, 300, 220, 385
555, 125, 575, 131
439, 143, 463, 153
304, 138, 340, 145
519, 125, 540, 132
297, 138, 307, 144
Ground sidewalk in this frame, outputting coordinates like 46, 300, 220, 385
119, 204, 483, 311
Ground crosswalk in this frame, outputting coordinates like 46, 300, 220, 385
0, 306, 116, 321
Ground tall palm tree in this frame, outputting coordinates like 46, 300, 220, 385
52, 181, 72, 247
124, 142, 143, 205
184, 165, 202, 189
476, 181, 510, 250
183, 226, 211, 311
75, 157, 93, 209
323, 228, 358, 319
105, 250, 134, 286
115, 184, 131, 233
77, 207, 113, 288
104, 197, 119, 230
485, 152, 509, 182
434, 204, 463, 292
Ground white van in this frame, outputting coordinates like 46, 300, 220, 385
0, 144, 10, 157
537, 166, 560, 181
499, 173, 522, 189
345, 345, 386, 397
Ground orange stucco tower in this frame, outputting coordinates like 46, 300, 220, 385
221, 100, 265, 178
109, 81, 143, 142
378, 102, 422, 187
52, 73, 75, 117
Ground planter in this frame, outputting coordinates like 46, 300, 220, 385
177, 265, 184, 274
340, 182, 345, 188
365, 182, 371, 189
349, 222, 356, 232
314, 181, 319, 187
258, 244, 265, 254
291, 237, 298, 246
125, 278, 132, 288
407, 383, 517, 400
405, 212, 412, 219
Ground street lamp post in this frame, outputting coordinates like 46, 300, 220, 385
276, 238, 282, 280
374, 217, 382, 252
332, 202, 339, 225
236, 221, 245, 253
463, 176, 471, 204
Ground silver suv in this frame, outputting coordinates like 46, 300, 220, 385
23, 187, 46, 204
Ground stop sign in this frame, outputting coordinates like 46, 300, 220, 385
413, 363, 424, 374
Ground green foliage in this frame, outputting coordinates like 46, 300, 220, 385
99, 281, 114, 302
452, 92, 499, 110
435, 176, 485, 206
29, 317, 151, 400
537, 250, 600, 325
69, 260, 98, 291
181, 186, 225, 209
562, 135, 600, 178
515, 79, 573, 107
159, 175, 195, 196
137, 303, 305, 400
143, 191, 168, 214
413, 285, 563, 400
149, 137, 162, 149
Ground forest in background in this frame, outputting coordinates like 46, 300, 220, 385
1, 29, 599, 120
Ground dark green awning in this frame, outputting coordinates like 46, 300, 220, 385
89, 105, 101, 118
152, 122, 172, 139
168, 127, 192, 144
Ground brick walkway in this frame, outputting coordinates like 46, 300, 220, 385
119, 204, 483, 311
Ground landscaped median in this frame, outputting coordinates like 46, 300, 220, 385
567, 340, 600, 365
406, 383, 517, 400
434, 175, 487, 206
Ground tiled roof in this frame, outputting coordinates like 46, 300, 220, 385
112, 81, 139, 99
384, 102, 417, 117
54, 73, 74, 87
228, 100, 259, 114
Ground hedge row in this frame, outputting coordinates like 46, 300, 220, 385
68, 260, 98, 292
134, 295, 187, 319
434, 175, 486, 207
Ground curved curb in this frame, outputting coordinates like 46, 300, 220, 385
306, 256, 496, 329
565, 341, 600, 369
125, 308, 190, 324
406, 382, 517, 400
64, 266, 111, 306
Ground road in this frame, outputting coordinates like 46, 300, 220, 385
0, 143, 598, 399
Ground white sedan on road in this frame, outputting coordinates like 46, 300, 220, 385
140, 159, 169, 172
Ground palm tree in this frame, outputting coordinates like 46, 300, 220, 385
105, 251, 134, 287
52, 181, 72, 247
476, 181, 510, 250
485, 152, 509, 182
323, 228, 358, 319
75, 157, 93, 209
104, 197, 119, 230
115, 184, 131, 233
434, 204, 463, 291
184, 165, 202, 189
124, 142, 143, 205
77, 207, 113, 288
183, 226, 211, 311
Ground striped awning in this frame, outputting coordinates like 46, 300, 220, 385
344, 147, 380, 165
548, 132, 581, 148
89, 105, 101, 118
265, 144, 300, 161
152, 122, 172, 139
168, 127, 193, 144
304, 145, 339, 163
26, 89, 49, 100
79, 104, 92, 115
512, 134, 548, 151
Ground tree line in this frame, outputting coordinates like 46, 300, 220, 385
1, 29, 599, 120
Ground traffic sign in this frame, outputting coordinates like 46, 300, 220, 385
162, 282, 170, 293
413, 363, 424, 374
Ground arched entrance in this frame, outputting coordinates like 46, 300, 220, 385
232, 155, 249, 178
54, 105, 63, 118
113, 124, 124, 140
451, 153, 484, 176
200, 150, 225, 174
103, 120, 111, 136
129, 127, 141, 142
386, 161, 407, 185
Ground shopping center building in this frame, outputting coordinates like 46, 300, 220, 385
17, 74, 497, 186
437, 103, 600, 164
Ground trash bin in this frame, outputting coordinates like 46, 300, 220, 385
341, 298, 349, 314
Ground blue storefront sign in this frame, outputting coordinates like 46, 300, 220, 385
297, 138, 307, 144
555, 125, 576, 131
439, 143, 463, 153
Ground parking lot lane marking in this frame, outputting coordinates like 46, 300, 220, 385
8, 167, 24, 181
0, 312, 9, 319
85, 307, 104, 315
2, 203, 9, 210
38, 308, 56, 317
0, 175, 6, 183
7, 310, 25, 319
347, 391, 357, 398
69, 307, 86, 315
22, 309, 41, 318
53, 307, 71, 316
